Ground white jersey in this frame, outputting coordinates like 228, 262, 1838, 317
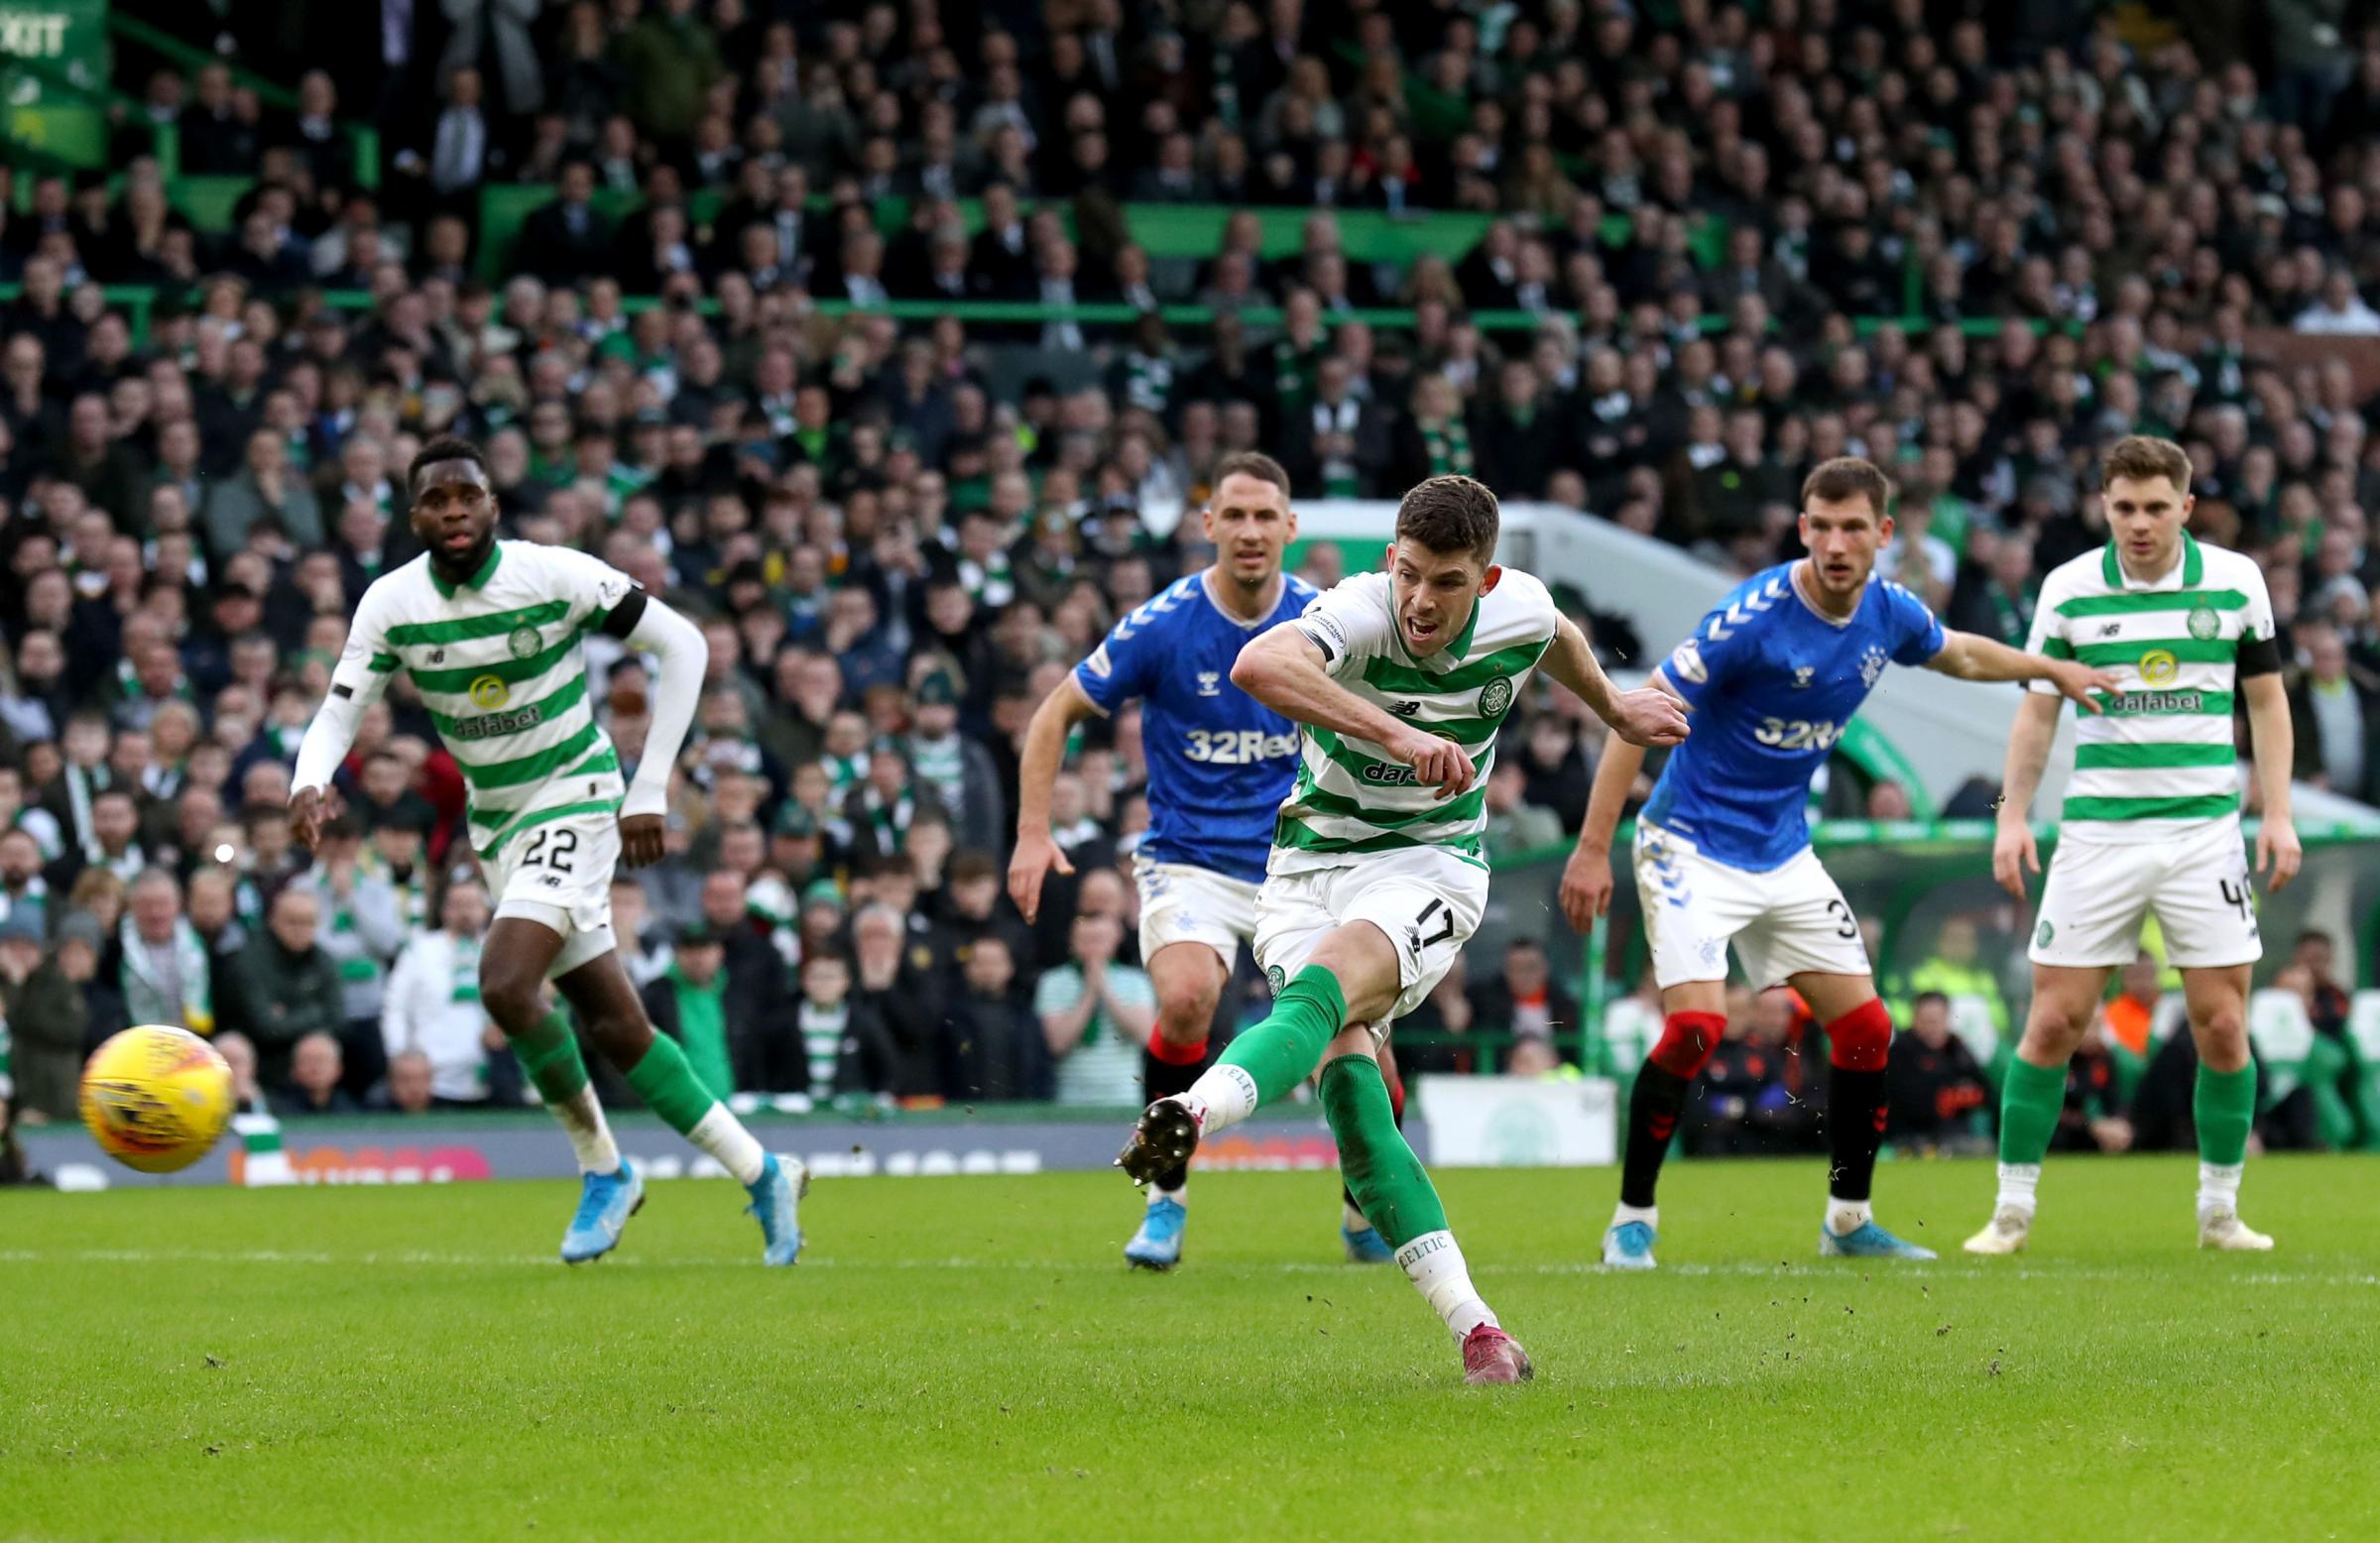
1276, 567, 1558, 875
2024, 532, 2273, 843
327, 540, 635, 859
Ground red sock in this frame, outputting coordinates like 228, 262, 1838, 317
1148, 1031, 1209, 1067
1649, 1010, 1726, 1081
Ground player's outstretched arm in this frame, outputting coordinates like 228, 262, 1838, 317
1991, 691, 2062, 898
1927, 630, 2121, 713
615, 592, 707, 867
2241, 672, 2301, 890
1231, 627, 1474, 794
1557, 670, 1678, 930
291, 597, 394, 851
1009, 676, 1099, 923
1538, 616, 1690, 748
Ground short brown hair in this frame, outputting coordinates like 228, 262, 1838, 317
1395, 475, 1500, 562
1211, 450, 1290, 495
2102, 435, 2192, 494
1800, 457, 1892, 519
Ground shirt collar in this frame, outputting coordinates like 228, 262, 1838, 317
2099, 530, 2202, 590
430, 541, 502, 599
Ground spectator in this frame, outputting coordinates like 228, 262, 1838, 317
2288, 623, 2380, 802
1468, 938, 1580, 1066
1482, 760, 1562, 857
0, 906, 83, 1121
106, 868, 213, 1034
287, 815, 406, 1096
276, 1030, 359, 1116
202, 428, 325, 560
642, 920, 782, 1096
2100, 951, 2167, 1058
793, 951, 897, 1100
947, 932, 1047, 1102
517, 162, 615, 287
2056, 1014, 2137, 1155
852, 900, 944, 1098
379, 1047, 438, 1115
1035, 908, 1152, 1107
1898, 917, 2010, 1062
380, 877, 499, 1106
227, 886, 346, 1092
1886, 992, 1993, 1153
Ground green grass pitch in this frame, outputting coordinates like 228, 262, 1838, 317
4, 1155, 2376, 1542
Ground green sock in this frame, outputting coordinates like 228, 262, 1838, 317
1997, 1054, 2067, 1166
626, 1031, 721, 1136
511, 1009, 590, 1106
1318, 1052, 1448, 1250
2194, 1062, 2257, 1167
1216, 966, 1348, 1110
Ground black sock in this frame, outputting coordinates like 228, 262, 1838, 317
1824, 1065, 1890, 1204
1142, 1047, 1208, 1193
1620, 1063, 1693, 1209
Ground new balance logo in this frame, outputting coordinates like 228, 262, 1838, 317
1389, 700, 1421, 716
2097, 623, 2122, 638
429, 649, 446, 663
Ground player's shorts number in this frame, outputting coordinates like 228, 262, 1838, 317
1415, 896, 1457, 949
1826, 897, 1858, 939
2218, 877, 2252, 922
520, 827, 580, 874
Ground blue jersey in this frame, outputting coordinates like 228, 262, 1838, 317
1643, 563, 1946, 871
1074, 570, 1318, 883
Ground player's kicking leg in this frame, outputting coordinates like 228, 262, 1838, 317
1120, 921, 1528, 1383
482, 916, 805, 1264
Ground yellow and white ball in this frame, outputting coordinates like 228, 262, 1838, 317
78, 1026, 236, 1174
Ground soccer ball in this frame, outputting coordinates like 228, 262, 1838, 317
78, 1026, 236, 1174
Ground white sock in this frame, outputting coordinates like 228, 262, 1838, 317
2197, 1161, 2244, 1216
548, 1087, 621, 1175
1611, 1201, 1657, 1230
1178, 1063, 1259, 1135
1826, 1197, 1872, 1237
1995, 1162, 2042, 1214
1154, 1181, 1187, 1207
1394, 1230, 1496, 1342
1343, 1200, 1372, 1234
687, 1103, 769, 1186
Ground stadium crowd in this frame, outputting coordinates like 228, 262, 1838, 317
5, 0, 2380, 1154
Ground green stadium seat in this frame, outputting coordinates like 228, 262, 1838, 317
2247, 988, 2315, 1104
170, 177, 254, 234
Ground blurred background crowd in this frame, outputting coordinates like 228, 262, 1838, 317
3, 0, 2379, 1157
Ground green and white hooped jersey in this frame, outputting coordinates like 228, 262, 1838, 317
329, 541, 633, 859
1275, 567, 1557, 874
2025, 532, 2272, 839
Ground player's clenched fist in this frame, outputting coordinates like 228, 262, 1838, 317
1391, 729, 1475, 796
1609, 687, 1690, 747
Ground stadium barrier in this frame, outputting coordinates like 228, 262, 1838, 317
18, 1106, 1403, 1191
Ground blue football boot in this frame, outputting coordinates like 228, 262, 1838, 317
745, 1154, 809, 1265
561, 1159, 644, 1264
1125, 1196, 1187, 1270
1820, 1219, 1937, 1260
1342, 1222, 1395, 1263
1602, 1220, 1658, 1270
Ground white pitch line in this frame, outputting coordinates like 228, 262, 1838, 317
0, 1247, 2373, 1286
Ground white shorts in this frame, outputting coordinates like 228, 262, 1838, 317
1135, 860, 1260, 972
488, 809, 621, 979
2030, 820, 2261, 970
1635, 821, 1869, 991
1252, 846, 1487, 1037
